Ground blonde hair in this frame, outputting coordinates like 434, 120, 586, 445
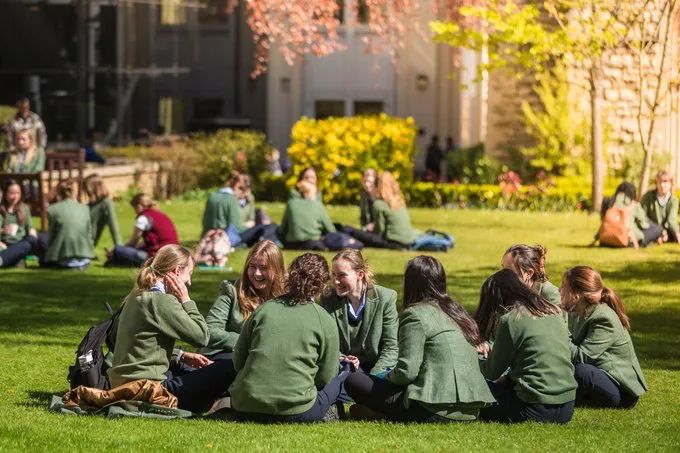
135, 244, 194, 292
238, 240, 286, 320
83, 174, 110, 202
130, 193, 155, 209
10, 129, 38, 169
377, 171, 406, 210
297, 180, 316, 198
332, 248, 376, 287
55, 179, 78, 201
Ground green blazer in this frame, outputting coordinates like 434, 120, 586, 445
613, 193, 650, 242
278, 198, 336, 242
640, 189, 679, 233
569, 303, 648, 397
240, 198, 256, 226
320, 285, 398, 374
3, 148, 45, 173
0, 204, 33, 245
535, 280, 561, 306
387, 303, 495, 417
202, 190, 243, 236
89, 198, 122, 246
289, 188, 323, 203
200, 280, 245, 355
45, 199, 95, 263
371, 199, 415, 246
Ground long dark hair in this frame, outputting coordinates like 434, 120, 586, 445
504, 244, 547, 284
1, 179, 27, 225
475, 268, 561, 341
403, 256, 481, 346
615, 181, 637, 201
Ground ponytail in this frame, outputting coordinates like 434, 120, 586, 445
135, 257, 159, 291
601, 287, 630, 331
134, 244, 193, 292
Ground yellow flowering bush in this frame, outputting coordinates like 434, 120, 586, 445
287, 114, 418, 204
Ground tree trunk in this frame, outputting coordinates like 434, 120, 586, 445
590, 65, 605, 213
638, 138, 654, 200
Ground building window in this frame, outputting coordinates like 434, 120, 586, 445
158, 97, 185, 133
356, 0, 369, 24
354, 100, 383, 115
315, 100, 345, 119
199, 0, 230, 24
160, 0, 186, 25
193, 97, 224, 119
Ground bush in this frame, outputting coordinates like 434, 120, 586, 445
287, 114, 418, 204
446, 144, 507, 184
0, 105, 14, 126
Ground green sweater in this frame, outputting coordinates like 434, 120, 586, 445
569, 303, 648, 397
613, 193, 650, 242
359, 191, 373, 227
229, 298, 340, 415
481, 306, 577, 405
202, 190, 243, 236
89, 198, 122, 246
289, 188, 323, 203
0, 204, 33, 244
387, 303, 495, 420
200, 280, 245, 355
320, 285, 399, 374
240, 198, 256, 226
640, 189, 679, 233
371, 199, 415, 246
3, 148, 45, 173
278, 198, 336, 243
108, 290, 209, 388
45, 199, 95, 263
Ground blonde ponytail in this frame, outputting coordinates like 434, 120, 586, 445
134, 244, 193, 292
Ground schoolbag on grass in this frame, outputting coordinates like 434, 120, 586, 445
67, 304, 121, 390
598, 205, 630, 247
194, 228, 233, 267
412, 229, 455, 252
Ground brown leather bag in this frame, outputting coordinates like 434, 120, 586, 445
599, 205, 630, 247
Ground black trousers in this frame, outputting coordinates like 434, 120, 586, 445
239, 224, 280, 247
640, 222, 664, 247
283, 240, 327, 251
344, 372, 453, 423
574, 363, 639, 409
336, 225, 408, 250
234, 370, 349, 423
479, 378, 574, 424
162, 359, 236, 413
0, 236, 37, 267
106, 245, 148, 267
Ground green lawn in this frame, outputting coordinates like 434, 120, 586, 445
1, 201, 679, 451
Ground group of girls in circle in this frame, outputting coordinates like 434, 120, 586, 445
202, 166, 417, 251
0, 174, 180, 269
601, 172, 679, 247
106, 241, 647, 423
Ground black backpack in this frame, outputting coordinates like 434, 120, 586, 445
67, 303, 121, 390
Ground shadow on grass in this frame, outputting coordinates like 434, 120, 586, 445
23, 390, 62, 409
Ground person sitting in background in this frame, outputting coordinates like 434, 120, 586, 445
278, 180, 335, 250
501, 244, 561, 305
43, 179, 95, 270
371, 172, 416, 250
359, 169, 377, 231
106, 193, 179, 267
5, 97, 47, 151
83, 174, 122, 247
602, 181, 662, 248
289, 167, 323, 203
3, 128, 46, 173
107, 244, 236, 413
640, 170, 679, 243
0, 179, 38, 267
200, 240, 286, 361
560, 266, 647, 409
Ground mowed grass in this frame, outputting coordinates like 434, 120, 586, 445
1, 201, 679, 452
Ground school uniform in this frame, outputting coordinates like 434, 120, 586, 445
346, 303, 495, 422
534, 280, 561, 305
44, 199, 95, 267
199, 280, 245, 357
359, 191, 374, 227
278, 198, 336, 250
0, 204, 37, 267
109, 207, 178, 266
289, 188, 323, 203
229, 297, 345, 422
89, 198, 122, 246
202, 189, 243, 236
480, 306, 577, 424
3, 148, 46, 173
108, 286, 235, 413
569, 303, 648, 408
641, 189, 679, 242
612, 193, 662, 246
371, 199, 416, 248
320, 285, 398, 374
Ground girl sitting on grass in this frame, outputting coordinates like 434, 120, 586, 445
560, 266, 648, 409
278, 181, 335, 250
501, 244, 561, 305
345, 256, 495, 422
200, 240, 286, 361
0, 179, 38, 268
